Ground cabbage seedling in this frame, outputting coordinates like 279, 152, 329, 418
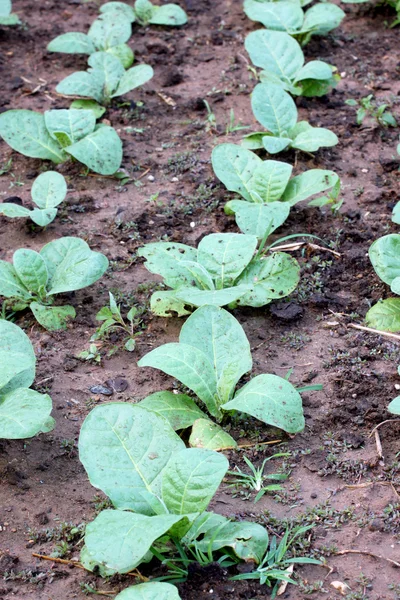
47, 12, 134, 68
57, 52, 153, 107
0, 171, 67, 227
245, 30, 339, 97
138, 232, 300, 315
0, 0, 20, 25
0, 320, 55, 439
243, 83, 338, 154
0, 237, 108, 331
100, 0, 188, 26
0, 109, 122, 175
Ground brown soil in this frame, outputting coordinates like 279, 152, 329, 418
1, 0, 400, 599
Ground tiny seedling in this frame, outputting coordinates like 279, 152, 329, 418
0, 237, 108, 331
77, 343, 102, 365
345, 95, 397, 127
0, 0, 20, 25
100, 0, 188, 27
227, 453, 289, 502
91, 292, 143, 351
243, 83, 338, 154
225, 109, 250, 134
57, 52, 153, 107
0, 171, 67, 227
245, 30, 339, 97
0, 109, 123, 175
0, 320, 55, 439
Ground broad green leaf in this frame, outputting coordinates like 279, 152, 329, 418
100, 2, 136, 22
106, 43, 135, 68
44, 109, 96, 145
197, 233, 257, 287
138, 242, 198, 288
291, 127, 338, 152
31, 171, 67, 209
29, 208, 58, 227
180, 261, 214, 290
0, 13, 20, 25
150, 290, 191, 317
222, 374, 305, 433
250, 160, 293, 203
251, 83, 297, 136
281, 169, 339, 206
259, 69, 294, 90
0, 110, 66, 163
84, 510, 185, 573
225, 200, 290, 238
199, 520, 269, 563
161, 448, 228, 514
113, 64, 154, 97
79, 404, 185, 513
114, 583, 181, 600
211, 143, 262, 202
294, 60, 333, 82
13, 249, 48, 294
388, 396, 400, 415
189, 418, 237, 450
0, 261, 32, 300
149, 4, 188, 25
236, 252, 300, 307
302, 3, 345, 34
47, 32, 96, 54
262, 135, 292, 154
242, 132, 266, 150
135, 0, 154, 23
0, 203, 30, 218
180, 305, 252, 406
0, 0, 11, 17
30, 302, 76, 331
365, 299, 400, 332
0, 320, 35, 392
0, 388, 54, 439
65, 124, 123, 175
182, 512, 228, 545
244, 0, 304, 32
392, 201, 400, 225
175, 285, 249, 308
138, 391, 207, 430
369, 234, 400, 286
300, 75, 338, 97
391, 277, 400, 295
70, 99, 106, 119
56, 70, 106, 105
138, 343, 219, 416
245, 30, 304, 80
88, 13, 132, 50
89, 51, 125, 98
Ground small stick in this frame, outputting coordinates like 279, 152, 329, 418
348, 323, 400, 342
335, 549, 400, 568
237, 439, 281, 449
334, 481, 400, 500
271, 241, 340, 258
370, 419, 400, 437
374, 429, 383, 461
32, 553, 87, 571
135, 167, 151, 181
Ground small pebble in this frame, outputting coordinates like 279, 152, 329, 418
171, 176, 179, 182
148, 175, 155, 181
190, 221, 195, 228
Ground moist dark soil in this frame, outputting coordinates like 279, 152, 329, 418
1, 1, 400, 599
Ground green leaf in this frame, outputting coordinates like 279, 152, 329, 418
0, 110, 66, 163
251, 83, 297, 136
89, 51, 125, 98
291, 127, 338, 152
199, 520, 269, 563
0, 388, 54, 439
197, 233, 257, 287
182, 512, 228, 546
31, 171, 67, 209
124, 338, 136, 352
70, 99, 106, 119
56, 70, 106, 105
388, 396, 400, 415
135, 0, 154, 23
281, 169, 339, 206
302, 3, 345, 34
262, 135, 292, 154
0, 320, 35, 393
0, 0, 11, 17
13, 249, 48, 294
30, 302, 76, 331
44, 109, 96, 145
65, 124, 123, 175
88, 13, 132, 50
47, 32, 96, 55
225, 200, 290, 238
249, 160, 293, 203
243, 0, 304, 32
0, 13, 20, 25
189, 418, 238, 450
29, 208, 58, 227
83, 510, 185, 573
113, 64, 154, 97
369, 234, 400, 286
106, 43, 135, 68
78, 404, 185, 513
149, 4, 188, 25
245, 30, 304, 80
211, 143, 262, 202
242, 132, 266, 150
175, 286, 249, 308
222, 374, 305, 433
294, 60, 333, 82
114, 583, 181, 600
365, 299, 400, 332
138, 391, 207, 430
0, 203, 31, 218
100, 2, 136, 21
0, 261, 31, 300
150, 291, 192, 317
138, 242, 198, 288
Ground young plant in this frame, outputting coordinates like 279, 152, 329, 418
100, 0, 188, 27
243, 83, 338, 154
0, 171, 67, 227
0, 237, 108, 331
0, 109, 123, 175
0, 320, 55, 439
211, 143, 340, 237
138, 232, 300, 316
0, 0, 20, 25
138, 304, 308, 435
91, 291, 143, 351
365, 234, 400, 332
227, 453, 289, 502
47, 12, 134, 68
56, 52, 153, 107
243, 0, 345, 46
345, 95, 397, 127
245, 30, 339, 97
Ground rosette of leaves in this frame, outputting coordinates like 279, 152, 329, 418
0, 171, 67, 227
245, 29, 339, 97
0, 320, 55, 439
243, 0, 345, 46
211, 143, 340, 238
100, 0, 188, 26
0, 0, 20, 25
0, 109, 122, 175
138, 232, 300, 317
47, 12, 134, 68
243, 83, 338, 154
56, 52, 153, 107
0, 237, 108, 331
138, 305, 307, 434
365, 234, 400, 332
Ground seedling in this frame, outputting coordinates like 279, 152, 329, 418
48, 12, 134, 68
0, 320, 54, 439
227, 453, 289, 502
245, 30, 340, 97
0, 237, 108, 331
243, 83, 338, 154
0, 109, 123, 175
138, 232, 300, 315
345, 95, 397, 127
77, 343, 102, 365
100, 0, 188, 27
243, 0, 345, 46
57, 52, 153, 107
226, 109, 250, 134
0, 0, 20, 25
91, 292, 143, 351
0, 171, 67, 227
